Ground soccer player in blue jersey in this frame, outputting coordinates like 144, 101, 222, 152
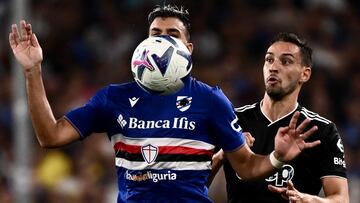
9, 5, 319, 202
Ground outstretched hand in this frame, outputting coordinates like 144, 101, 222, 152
9, 20, 43, 71
268, 181, 310, 202
274, 111, 320, 162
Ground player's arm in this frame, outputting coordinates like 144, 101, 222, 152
320, 177, 349, 203
225, 143, 275, 180
9, 20, 80, 147
268, 178, 349, 203
226, 112, 319, 180
207, 132, 254, 186
207, 149, 224, 186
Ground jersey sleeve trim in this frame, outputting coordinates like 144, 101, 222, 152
320, 175, 347, 180
223, 142, 245, 153
63, 116, 86, 140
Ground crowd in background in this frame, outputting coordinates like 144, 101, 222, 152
0, 0, 360, 202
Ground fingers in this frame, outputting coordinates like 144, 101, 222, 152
278, 126, 289, 135
304, 140, 321, 148
10, 24, 20, 47
288, 111, 300, 129
300, 125, 318, 140
20, 20, 29, 41
287, 180, 295, 190
295, 117, 310, 135
26, 23, 33, 36
9, 33, 17, 50
243, 132, 255, 147
9, 20, 35, 50
268, 184, 286, 194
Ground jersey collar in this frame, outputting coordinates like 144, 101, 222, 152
259, 100, 299, 127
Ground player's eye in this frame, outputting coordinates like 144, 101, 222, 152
168, 33, 180, 39
150, 32, 161, 37
281, 58, 293, 65
265, 57, 274, 63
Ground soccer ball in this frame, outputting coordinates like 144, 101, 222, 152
131, 35, 192, 95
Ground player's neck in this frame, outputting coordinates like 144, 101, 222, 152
261, 93, 298, 122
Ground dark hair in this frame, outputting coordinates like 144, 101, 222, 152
270, 32, 313, 67
148, 4, 191, 41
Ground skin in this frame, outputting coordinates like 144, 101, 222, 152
10, 19, 319, 183
211, 41, 349, 202
263, 42, 349, 203
149, 17, 193, 53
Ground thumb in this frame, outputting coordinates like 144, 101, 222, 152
31, 33, 40, 47
287, 180, 295, 190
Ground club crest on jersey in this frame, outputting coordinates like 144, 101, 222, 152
141, 144, 159, 164
117, 114, 127, 128
176, 96, 192, 112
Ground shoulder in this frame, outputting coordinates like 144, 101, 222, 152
234, 102, 259, 118
189, 77, 230, 102
108, 81, 139, 93
234, 103, 258, 113
299, 106, 333, 127
189, 77, 218, 93
89, 82, 140, 105
298, 106, 340, 141
105, 81, 143, 97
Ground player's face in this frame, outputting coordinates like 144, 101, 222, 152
263, 41, 309, 100
149, 17, 193, 53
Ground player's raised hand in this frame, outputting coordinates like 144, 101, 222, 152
9, 20, 43, 71
274, 111, 320, 162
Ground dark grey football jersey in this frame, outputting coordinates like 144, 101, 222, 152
223, 102, 347, 203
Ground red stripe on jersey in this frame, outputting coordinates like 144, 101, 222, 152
159, 146, 213, 157
114, 142, 140, 153
114, 142, 213, 157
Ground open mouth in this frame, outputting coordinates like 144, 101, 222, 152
267, 75, 280, 84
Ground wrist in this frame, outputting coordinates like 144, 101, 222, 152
24, 65, 42, 77
269, 151, 284, 169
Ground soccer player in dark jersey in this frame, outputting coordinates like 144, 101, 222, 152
9, 5, 319, 202
215, 33, 349, 202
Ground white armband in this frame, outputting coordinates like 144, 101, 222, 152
269, 151, 284, 169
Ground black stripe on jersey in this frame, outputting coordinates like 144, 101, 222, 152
116, 151, 211, 162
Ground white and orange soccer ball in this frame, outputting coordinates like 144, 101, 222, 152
131, 35, 192, 95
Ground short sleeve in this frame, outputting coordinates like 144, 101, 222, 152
317, 123, 347, 178
65, 87, 109, 139
208, 87, 245, 151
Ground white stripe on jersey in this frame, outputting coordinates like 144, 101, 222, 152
234, 103, 256, 112
111, 133, 215, 150
115, 157, 211, 171
300, 107, 331, 124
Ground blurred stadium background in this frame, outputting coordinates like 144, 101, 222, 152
1, 0, 360, 202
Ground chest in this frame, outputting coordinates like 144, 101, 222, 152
106, 95, 209, 139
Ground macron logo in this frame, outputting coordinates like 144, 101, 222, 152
117, 114, 127, 128
129, 97, 140, 107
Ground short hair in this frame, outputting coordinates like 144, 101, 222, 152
270, 32, 313, 67
148, 4, 191, 41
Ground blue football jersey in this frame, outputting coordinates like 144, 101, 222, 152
65, 76, 245, 202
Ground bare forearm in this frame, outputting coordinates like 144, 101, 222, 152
226, 146, 277, 181
239, 153, 276, 180
25, 66, 59, 147
292, 194, 348, 203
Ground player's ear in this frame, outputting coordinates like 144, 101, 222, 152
300, 66, 311, 83
185, 42, 193, 54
